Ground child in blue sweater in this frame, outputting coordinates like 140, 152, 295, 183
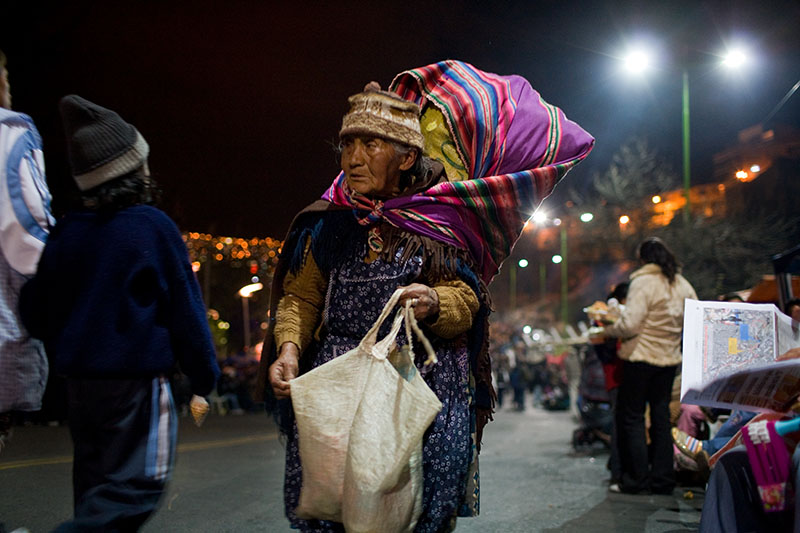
20, 95, 220, 531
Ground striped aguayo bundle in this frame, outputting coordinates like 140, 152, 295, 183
323, 60, 594, 284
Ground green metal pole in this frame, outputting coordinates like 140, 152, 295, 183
510, 264, 517, 310
560, 225, 568, 324
682, 69, 691, 223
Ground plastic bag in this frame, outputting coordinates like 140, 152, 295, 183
291, 289, 442, 531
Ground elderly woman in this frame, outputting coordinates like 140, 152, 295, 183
269, 85, 480, 533
263, 60, 594, 532
602, 237, 697, 495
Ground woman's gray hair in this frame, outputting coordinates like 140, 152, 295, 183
390, 141, 430, 191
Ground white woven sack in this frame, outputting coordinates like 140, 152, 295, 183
291, 289, 439, 524
342, 300, 442, 533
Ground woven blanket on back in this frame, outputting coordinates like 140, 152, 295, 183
323, 60, 594, 284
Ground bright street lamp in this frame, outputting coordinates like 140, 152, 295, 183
722, 48, 748, 69
518, 258, 529, 268
532, 210, 548, 224
623, 50, 652, 75
621, 43, 752, 222
238, 282, 263, 298
552, 254, 563, 264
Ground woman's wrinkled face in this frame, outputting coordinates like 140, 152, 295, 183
340, 135, 414, 198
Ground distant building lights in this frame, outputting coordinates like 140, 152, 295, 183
552, 254, 563, 264
580, 212, 594, 223
553, 218, 562, 226
619, 215, 630, 225
736, 170, 749, 181
518, 259, 529, 268
522, 325, 532, 335
750, 164, 761, 173
652, 195, 662, 204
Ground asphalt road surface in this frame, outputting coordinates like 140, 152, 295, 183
0, 405, 704, 532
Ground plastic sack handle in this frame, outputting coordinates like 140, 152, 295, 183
403, 300, 437, 366
360, 288, 408, 357
359, 288, 438, 365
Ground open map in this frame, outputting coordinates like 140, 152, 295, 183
701, 307, 775, 384
682, 299, 800, 412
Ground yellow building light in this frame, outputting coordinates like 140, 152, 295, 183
619, 215, 630, 224
651, 195, 661, 204
735, 170, 749, 181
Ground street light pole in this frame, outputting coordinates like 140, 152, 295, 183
241, 296, 251, 349
621, 45, 751, 224
238, 282, 263, 350
682, 68, 691, 223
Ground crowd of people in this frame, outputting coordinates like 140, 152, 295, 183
2, 45, 799, 533
490, 239, 800, 532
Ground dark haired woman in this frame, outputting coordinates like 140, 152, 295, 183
20, 95, 219, 530
602, 237, 696, 494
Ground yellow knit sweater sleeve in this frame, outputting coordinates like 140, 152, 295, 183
273, 241, 327, 353
428, 280, 480, 339
274, 239, 480, 349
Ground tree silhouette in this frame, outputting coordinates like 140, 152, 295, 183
566, 137, 799, 300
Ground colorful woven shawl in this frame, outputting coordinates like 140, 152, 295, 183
323, 60, 594, 284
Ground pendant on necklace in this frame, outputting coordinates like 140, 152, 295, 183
367, 226, 384, 253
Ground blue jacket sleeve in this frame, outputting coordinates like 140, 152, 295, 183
157, 214, 220, 395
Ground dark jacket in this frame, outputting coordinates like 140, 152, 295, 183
20, 205, 219, 395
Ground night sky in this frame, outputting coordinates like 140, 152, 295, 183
3, 0, 799, 239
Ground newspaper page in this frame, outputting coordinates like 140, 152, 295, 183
681, 299, 800, 412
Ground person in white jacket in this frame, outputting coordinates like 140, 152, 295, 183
602, 237, 697, 494
0, 49, 54, 450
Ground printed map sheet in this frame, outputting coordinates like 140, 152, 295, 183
681, 299, 800, 412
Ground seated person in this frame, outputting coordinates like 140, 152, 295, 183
699, 347, 800, 533
673, 409, 756, 469
674, 299, 800, 471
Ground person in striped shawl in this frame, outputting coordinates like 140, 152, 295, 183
264, 60, 594, 532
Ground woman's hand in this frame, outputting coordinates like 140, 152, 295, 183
397, 283, 440, 321
269, 342, 300, 399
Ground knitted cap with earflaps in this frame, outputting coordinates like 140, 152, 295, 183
59, 94, 149, 191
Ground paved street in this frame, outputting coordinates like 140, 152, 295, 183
0, 405, 704, 532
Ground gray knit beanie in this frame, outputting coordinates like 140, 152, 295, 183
59, 95, 149, 191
